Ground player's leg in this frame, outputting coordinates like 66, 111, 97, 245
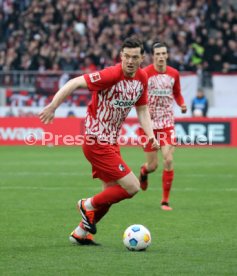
117, 171, 140, 194
160, 145, 175, 211
69, 228, 100, 246
70, 197, 102, 245
139, 151, 158, 190
71, 172, 140, 245
70, 202, 101, 246
78, 140, 140, 234
93, 181, 114, 223
76, 173, 139, 229
70, 181, 114, 245
138, 128, 159, 190
90, 171, 139, 209
77, 171, 139, 237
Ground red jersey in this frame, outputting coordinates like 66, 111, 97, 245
84, 64, 148, 143
144, 64, 184, 129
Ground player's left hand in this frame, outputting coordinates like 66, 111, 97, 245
181, 104, 187, 114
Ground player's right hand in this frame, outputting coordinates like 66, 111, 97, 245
181, 104, 187, 114
39, 104, 55, 124
149, 137, 160, 150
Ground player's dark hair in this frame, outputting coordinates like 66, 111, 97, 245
121, 37, 144, 54
151, 42, 168, 54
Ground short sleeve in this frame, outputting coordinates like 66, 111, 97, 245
84, 66, 118, 91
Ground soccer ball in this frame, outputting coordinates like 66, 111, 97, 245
123, 224, 151, 251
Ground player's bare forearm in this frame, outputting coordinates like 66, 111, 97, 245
39, 76, 87, 124
50, 76, 87, 110
136, 105, 159, 149
136, 105, 153, 138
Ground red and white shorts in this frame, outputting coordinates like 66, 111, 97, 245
138, 127, 177, 152
82, 135, 131, 183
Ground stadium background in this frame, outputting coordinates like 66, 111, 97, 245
0, 1, 237, 276
0, 0, 237, 145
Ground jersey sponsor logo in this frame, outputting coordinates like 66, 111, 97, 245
149, 88, 172, 96
113, 99, 136, 108
148, 74, 174, 97
89, 72, 101, 83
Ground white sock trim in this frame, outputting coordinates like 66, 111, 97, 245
74, 225, 87, 238
84, 198, 95, 211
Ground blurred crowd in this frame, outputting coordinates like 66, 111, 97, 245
0, 0, 237, 73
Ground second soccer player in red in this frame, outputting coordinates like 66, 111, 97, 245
39, 37, 159, 245
139, 42, 187, 211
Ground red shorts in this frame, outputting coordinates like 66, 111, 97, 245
138, 127, 177, 152
82, 135, 131, 183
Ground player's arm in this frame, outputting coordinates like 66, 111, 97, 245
136, 105, 159, 149
173, 72, 187, 114
39, 76, 87, 124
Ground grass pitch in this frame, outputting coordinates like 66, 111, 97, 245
0, 146, 236, 276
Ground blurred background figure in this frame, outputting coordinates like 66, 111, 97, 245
191, 89, 209, 117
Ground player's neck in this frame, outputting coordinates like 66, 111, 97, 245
154, 64, 166, 73
123, 71, 135, 78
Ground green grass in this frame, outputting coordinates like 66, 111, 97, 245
0, 146, 237, 276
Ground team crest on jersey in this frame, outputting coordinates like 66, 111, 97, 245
119, 164, 126, 172
89, 72, 101, 83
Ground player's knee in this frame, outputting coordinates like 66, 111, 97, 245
131, 183, 140, 195
164, 157, 173, 168
127, 179, 140, 195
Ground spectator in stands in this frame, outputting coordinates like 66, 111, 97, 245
191, 89, 208, 117
225, 40, 237, 72
0, 0, 236, 74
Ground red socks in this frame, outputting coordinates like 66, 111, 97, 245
162, 170, 174, 203
94, 205, 111, 223
92, 184, 133, 209
141, 164, 156, 174
79, 205, 111, 230
141, 165, 148, 175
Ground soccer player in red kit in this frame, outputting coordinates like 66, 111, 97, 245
39, 37, 159, 245
139, 42, 187, 211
